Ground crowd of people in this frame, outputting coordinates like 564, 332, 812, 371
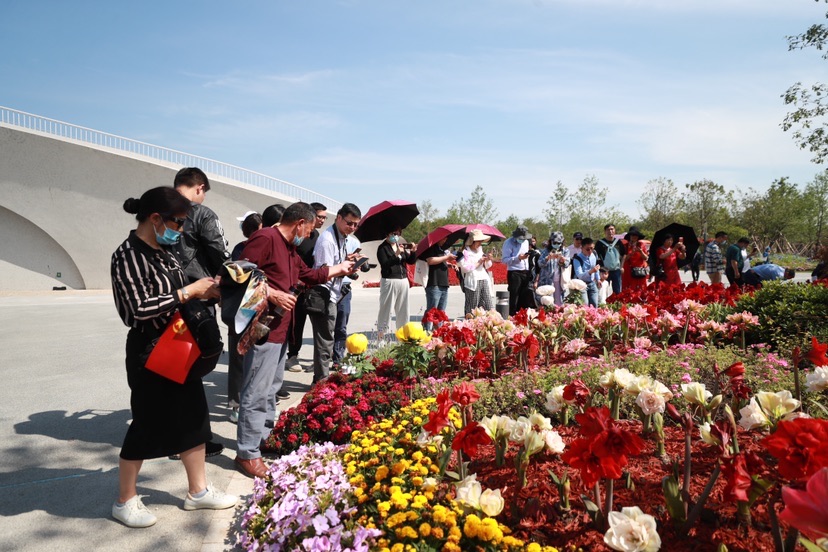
109, 174, 802, 528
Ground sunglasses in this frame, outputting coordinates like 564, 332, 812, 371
341, 219, 359, 228
168, 216, 187, 226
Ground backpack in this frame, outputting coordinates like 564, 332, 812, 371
600, 239, 621, 270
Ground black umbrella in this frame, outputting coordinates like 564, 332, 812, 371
354, 200, 419, 242
651, 223, 699, 269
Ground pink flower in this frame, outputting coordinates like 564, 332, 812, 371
778, 467, 828, 541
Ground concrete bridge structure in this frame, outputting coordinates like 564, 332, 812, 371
0, 107, 342, 291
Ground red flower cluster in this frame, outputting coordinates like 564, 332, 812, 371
762, 418, 828, 481
261, 372, 412, 456
451, 422, 491, 458
718, 361, 752, 401
608, 280, 743, 310
422, 308, 450, 326
561, 407, 645, 487
806, 336, 828, 366
423, 388, 453, 435
562, 379, 590, 407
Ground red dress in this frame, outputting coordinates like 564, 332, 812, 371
657, 246, 682, 287
622, 243, 649, 291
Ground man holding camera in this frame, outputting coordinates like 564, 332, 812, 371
502, 225, 536, 315
309, 203, 363, 384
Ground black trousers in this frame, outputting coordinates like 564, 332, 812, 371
507, 270, 534, 315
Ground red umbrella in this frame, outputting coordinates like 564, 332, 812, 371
354, 200, 420, 242
415, 224, 466, 259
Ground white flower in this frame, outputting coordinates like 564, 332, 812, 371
417, 430, 444, 448
422, 477, 439, 491
613, 368, 636, 390
681, 382, 712, 406
528, 411, 553, 432
738, 397, 770, 431
604, 506, 661, 552
479, 488, 505, 517
542, 429, 566, 454
806, 366, 828, 393
509, 417, 531, 443
756, 390, 800, 420
624, 375, 654, 397
545, 385, 567, 413
641, 379, 673, 401
636, 389, 666, 415
455, 475, 482, 509
523, 430, 545, 456
567, 278, 587, 291
698, 422, 721, 446
536, 284, 555, 296
540, 295, 556, 306
340, 364, 356, 375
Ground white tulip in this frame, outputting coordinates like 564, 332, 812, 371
604, 506, 662, 552
479, 488, 505, 517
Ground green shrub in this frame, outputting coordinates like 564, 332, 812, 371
735, 281, 828, 350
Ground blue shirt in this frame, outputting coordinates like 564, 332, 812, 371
502, 237, 529, 271
573, 252, 600, 284
751, 263, 785, 281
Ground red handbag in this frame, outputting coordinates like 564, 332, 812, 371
145, 313, 201, 384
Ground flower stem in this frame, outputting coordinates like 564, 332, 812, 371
680, 464, 720, 536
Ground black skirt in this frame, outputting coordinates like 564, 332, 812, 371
120, 328, 212, 460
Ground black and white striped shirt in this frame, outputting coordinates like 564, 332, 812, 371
111, 231, 182, 330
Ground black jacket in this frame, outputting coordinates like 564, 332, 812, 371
171, 203, 230, 283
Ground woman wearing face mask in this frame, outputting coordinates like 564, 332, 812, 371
110, 187, 237, 528
376, 226, 416, 339
536, 231, 571, 307
459, 229, 495, 314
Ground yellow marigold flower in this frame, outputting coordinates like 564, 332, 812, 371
375, 465, 389, 481
413, 416, 423, 425
412, 495, 429, 509
358, 494, 369, 504
464, 514, 482, 539
378, 501, 392, 517
391, 544, 404, 552
442, 544, 460, 552
418, 522, 432, 537
391, 476, 406, 486
395, 526, 418, 540
411, 451, 424, 462
411, 476, 424, 487
395, 448, 405, 455
346, 464, 356, 475
525, 544, 541, 552
448, 525, 462, 543
368, 445, 380, 454
431, 526, 444, 540
392, 462, 406, 476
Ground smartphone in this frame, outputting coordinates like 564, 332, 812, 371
352, 257, 370, 270
354, 248, 362, 254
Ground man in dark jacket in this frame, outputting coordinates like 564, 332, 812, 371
170, 167, 230, 458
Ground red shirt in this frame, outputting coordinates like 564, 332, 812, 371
240, 227, 330, 343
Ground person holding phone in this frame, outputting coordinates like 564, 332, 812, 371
376, 226, 416, 339
655, 233, 685, 287
422, 236, 455, 330
459, 229, 495, 314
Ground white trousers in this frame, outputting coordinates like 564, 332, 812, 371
377, 277, 410, 334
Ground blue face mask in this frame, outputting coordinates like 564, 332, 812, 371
155, 221, 181, 246
293, 235, 304, 247
388, 235, 399, 244
516, 237, 526, 244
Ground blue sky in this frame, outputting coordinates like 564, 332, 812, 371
2, 0, 825, 221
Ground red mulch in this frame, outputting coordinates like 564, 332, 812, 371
468, 423, 783, 552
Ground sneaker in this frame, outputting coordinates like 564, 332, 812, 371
183, 483, 239, 511
229, 407, 239, 424
112, 495, 157, 528
276, 389, 289, 399
206, 441, 224, 457
285, 355, 302, 372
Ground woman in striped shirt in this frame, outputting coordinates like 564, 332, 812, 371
110, 186, 236, 528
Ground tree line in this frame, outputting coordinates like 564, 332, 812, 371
403, 171, 828, 256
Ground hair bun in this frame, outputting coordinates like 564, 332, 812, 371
123, 198, 140, 214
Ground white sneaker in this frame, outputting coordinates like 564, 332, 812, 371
112, 495, 157, 528
229, 407, 239, 424
285, 356, 302, 372
183, 483, 238, 511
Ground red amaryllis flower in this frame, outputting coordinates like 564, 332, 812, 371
513, 309, 529, 326
721, 454, 752, 502
423, 388, 453, 435
454, 346, 472, 364
724, 362, 745, 378
592, 426, 646, 461
561, 437, 623, 487
575, 406, 613, 438
451, 381, 480, 407
471, 350, 491, 373
563, 379, 591, 407
806, 336, 828, 366
422, 308, 449, 325
451, 422, 491, 458
762, 418, 828, 481
778, 467, 828, 541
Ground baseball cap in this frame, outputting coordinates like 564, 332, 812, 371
573, 232, 583, 239
236, 210, 257, 222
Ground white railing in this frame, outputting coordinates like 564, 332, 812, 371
0, 106, 342, 209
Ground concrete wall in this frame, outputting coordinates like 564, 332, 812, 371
0, 125, 320, 291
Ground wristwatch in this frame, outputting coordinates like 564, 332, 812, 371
181, 287, 190, 301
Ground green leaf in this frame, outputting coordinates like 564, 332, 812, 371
662, 474, 687, 524
799, 537, 825, 552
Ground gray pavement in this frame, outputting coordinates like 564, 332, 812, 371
0, 270, 810, 551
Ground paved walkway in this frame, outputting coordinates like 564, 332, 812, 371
0, 270, 810, 551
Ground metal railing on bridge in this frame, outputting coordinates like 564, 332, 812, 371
0, 106, 341, 209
